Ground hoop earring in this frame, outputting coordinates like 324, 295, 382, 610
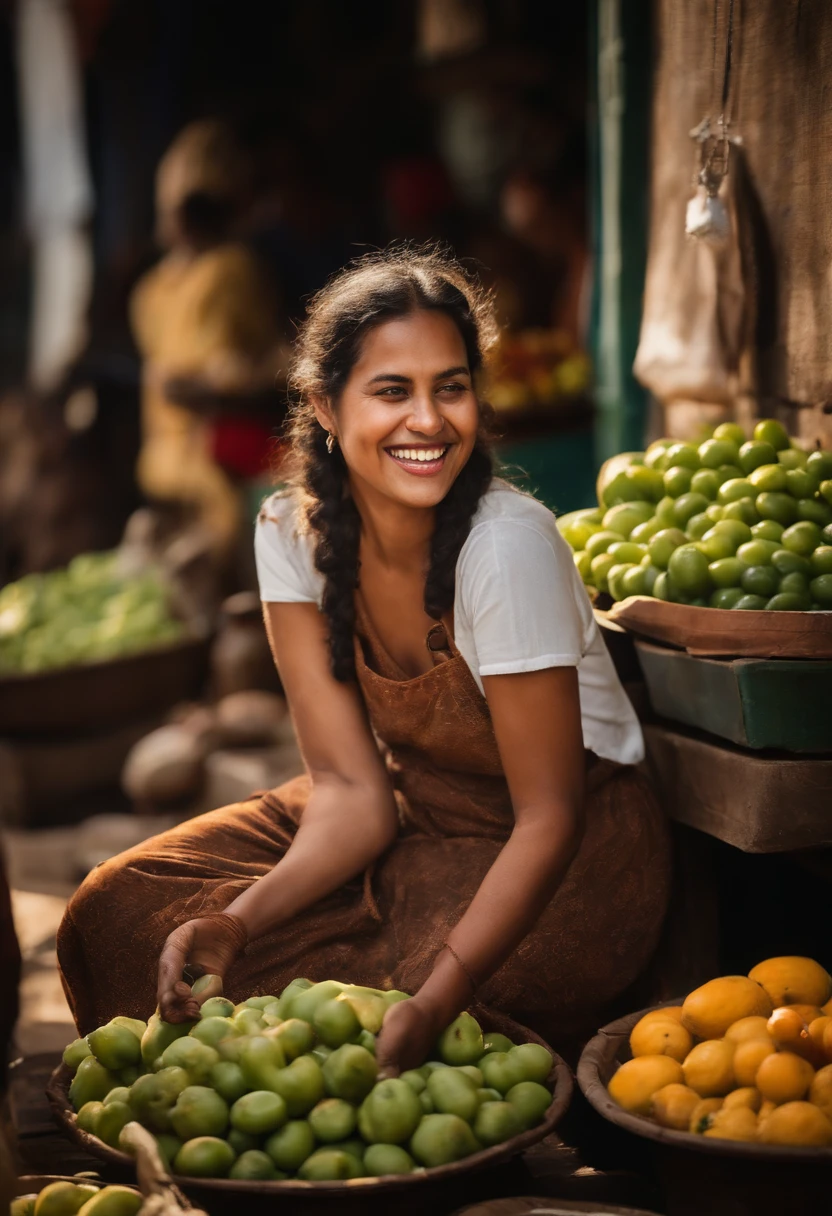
326, 432, 336, 454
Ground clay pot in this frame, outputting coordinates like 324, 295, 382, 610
210, 590, 282, 699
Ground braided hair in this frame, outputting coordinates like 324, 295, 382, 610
285, 245, 499, 682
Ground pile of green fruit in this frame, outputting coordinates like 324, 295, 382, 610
0, 551, 184, 674
63, 977, 554, 1182
12, 1181, 141, 1216
558, 419, 832, 610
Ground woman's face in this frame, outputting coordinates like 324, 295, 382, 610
318, 309, 480, 512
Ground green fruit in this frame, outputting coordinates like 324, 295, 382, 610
208, 1061, 247, 1105
508, 1043, 553, 1085
230, 1089, 288, 1136
34, 1184, 100, 1216
63, 1038, 93, 1073
648, 528, 687, 570
400, 1069, 426, 1094
118, 1066, 141, 1087
275, 977, 314, 1018
574, 550, 592, 583
699, 530, 737, 561
690, 469, 720, 500
741, 566, 779, 598
732, 594, 768, 610
419, 1090, 435, 1113
807, 451, 832, 481
239, 1035, 286, 1091
265, 1118, 316, 1170
103, 1086, 132, 1106
641, 564, 662, 595
455, 1064, 484, 1086
685, 513, 712, 542
322, 1044, 376, 1103
822, 480, 832, 505
715, 464, 744, 486
109, 1016, 146, 1041
708, 558, 747, 589
76, 1100, 105, 1133
94, 1100, 134, 1147
723, 497, 760, 525
87, 1024, 142, 1072
778, 447, 808, 469
140, 1012, 193, 1068
482, 1033, 515, 1055
169, 1085, 229, 1140
823, 525, 832, 545
779, 572, 810, 598
505, 1081, 552, 1130
607, 563, 634, 602
753, 419, 790, 451
243, 995, 280, 1010
644, 439, 673, 469
652, 572, 672, 601
736, 539, 780, 566
311, 1046, 333, 1065
358, 1079, 422, 1144
627, 465, 666, 502
785, 469, 818, 498
797, 498, 832, 527
718, 478, 756, 505
585, 530, 625, 559
748, 463, 788, 493
782, 520, 822, 556
710, 587, 745, 609
473, 1099, 524, 1146
12, 1198, 37, 1216
229, 1150, 278, 1180
630, 517, 664, 543
69, 1055, 117, 1110
766, 592, 811, 611
672, 493, 709, 529
227, 1127, 260, 1154
270, 1054, 326, 1116
663, 465, 693, 497
751, 520, 784, 542
810, 574, 832, 606
309, 1097, 357, 1142
284, 979, 346, 1023
756, 491, 798, 525
328, 1137, 366, 1166
189, 1017, 237, 1049
479, 1051, 524, 1096
75, 1189, 141, 1216
300, 1149, 361, 1181
714, 422, 747, 447
190, 973, 224, 1000
607, 541, 647, 565
313, 998, 361, 1048
358, 1029, 376, 1055
699, 438, 740, 469
160, 1037, 219, 1083
602, 501, 655, 538
363, 1143, 414, 1176
561, 522, 600, 552
810, 547, 832, 576
664, 442, 700, 470
655, 495, 678, 527
477, 1087, 503, 1105
771, 549, 812, 577
425, 1068, 479, 1123
667, 545, 711, 598
590, 553, 617, 592
438, 1011, 484, 1066
335, 991, 388, 1034
199, 996, 236, 1020
172, 1136, 235, 1178
268, 1017, 316, 1061
129, 1067, 189, 1132
232, 1008, 265, 1035
410, 1113, 480, 1167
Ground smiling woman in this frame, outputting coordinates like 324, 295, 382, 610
58, 247, 670, 1068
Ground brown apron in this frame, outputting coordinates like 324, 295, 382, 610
58, 598, 670, 1039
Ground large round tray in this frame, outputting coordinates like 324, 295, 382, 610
47, 1007, 572, 1204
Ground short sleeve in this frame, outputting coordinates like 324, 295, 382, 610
457, 518, 592, 678
254, 498, 321, 605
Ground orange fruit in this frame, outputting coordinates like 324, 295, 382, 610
723, 1087, 762, 1113
822, 997, 832, 1017
733, 1038, 777, 1087
629, 1017, 693, 1064
758, 1098, 777, 1122
724, 1016, 771, 1045
608, 1056, 684, 1115
789, 1005, 824, 1024
749, 957, 832, 1009
682, 1040, 735, 1097
758, 1101, 832, 1146
637, 1006, 684, 1026
702, 1105, 758, 1142
681, 976, 772, 1040
808, 1017, 831, 1059
755, 1051, 815, 1104
688, 1097, 723, 1134
809, 1063, 832, 1122
651, 1083, 701, 1131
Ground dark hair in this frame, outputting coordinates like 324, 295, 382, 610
285, 245, 499, 681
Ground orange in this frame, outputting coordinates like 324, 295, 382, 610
702, 1105, 757, 1142
688, 1097, 723, 1134
808, 1017, 832, 1060
681, 976, 772, 1040
724, 1016, 771, 1045
629, 1017, 693, 1064
682, 1040, 735, 1097
749, 957, 832, 1009
637, 1006, 685, 1026
651, 1083, 701, 1131
755, 1051, 815, 1104
789, 1004, 824, 1024
723, 1087, 762, 1113
809, 1063, 832, 1122
758, 1098, 777, 1122
732, 1039, 776, 1087
758, 1101, 832, 1146
608, 1056, 684, 1115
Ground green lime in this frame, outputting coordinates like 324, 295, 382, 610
298, 1149, 360, 1181
706, 504, 726, 522
756, 492, 798, 525
810, 546, 832, 576
686, 513, 712, 541
823, 524, 832, 545
722, 498, 759, 525
574, 550, 592, 583
667, 545, 711, 598
699, 530, 736, 561
739, 440, 778, 474
718, 478, 756, 505
620, 566, 649, 597
230, 1090, 288, 1136
644, 440, 672, 470
663, 465, 693, 496
627, 465, 666, 502
779, 572, 810, 597
781, 520, 822, 555
715, 463, 744, 485
585, 530, 622, 559
698, 438, 740, 469
227, 1128, 259, 1154
504, 1081, 553, 1130
751, 520, 784, 542
714, 518, 753, 546
822, 480, 832, 505
655, 495, 678, 527
602, 501, 656, 537
740, 566, 779, 598
732, 594, 768, 610
709, 558, 748, 588
664, 442, 700, 469
807, 450, 832, 481
749, 463, 788, 493
713, 422, 747, 447
641, 564, 662, 594
810, 574, 832, 606
648, 528, 688, 570
560, 522, 599, 551
710, 587, 745, 609
607, 564, 633, 601
753, 419, 791, 451
264, 1119, 315, 1171
652, 572, 672, 601
363, 1144, 415, 1176
173, 1136, 235, 1178
690, 469, 720, 500
771, 549, 812, 577
673, 492, 710, 529
778, 447, 808, 469
630, 517, 664, 544
785, 468, 818, 498
766, 592, 811, 611
607, 541, 647, 564
797, 498, 832, 527
736, 539, 780, 566
228, 1150, 279, 1180
590, 553, 617, 592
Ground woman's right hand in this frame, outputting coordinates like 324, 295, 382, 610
156, 914, 247, 1022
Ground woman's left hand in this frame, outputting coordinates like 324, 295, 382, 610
375, 998, 441, 1079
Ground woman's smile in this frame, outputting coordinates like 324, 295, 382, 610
385, 442, 452, 476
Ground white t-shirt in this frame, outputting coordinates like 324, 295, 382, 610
255, 480, 645, 765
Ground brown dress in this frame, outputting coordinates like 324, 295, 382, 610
58, 598, 671, 1039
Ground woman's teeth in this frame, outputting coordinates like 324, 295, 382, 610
388, 446, 447, 462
